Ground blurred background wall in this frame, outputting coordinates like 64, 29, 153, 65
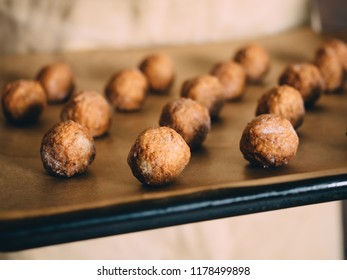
0, 0, 309, 55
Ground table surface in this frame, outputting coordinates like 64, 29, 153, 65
1, 27, 347, 252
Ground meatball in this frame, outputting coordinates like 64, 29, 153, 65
139, 53, 174, 93
314, 47, 344, 92
105, 69, 148, 112
256, 85, 305, 129
210, 61, 246, 101
159, 98, 211, 149
127, 127, 191, 185
278, 63, 323, 107
1, 79, 47, 125
240, 114, 299, 168
36, 62, 75, 103
181, 74, 225, 119
233, 43, 270, 83
61, 90, 112, 138
323, 38, 347, 71
40, 120, 96, 177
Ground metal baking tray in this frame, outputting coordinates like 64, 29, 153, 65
1, 27, 347, 252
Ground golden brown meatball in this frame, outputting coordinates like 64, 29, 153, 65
61, 90, 112, 138
323, 38, 347, 71
181, 74, 225, 119
127, 127, 191, 185
256, 85, 305, 129
159, 98, 211, 149
233, 43, 270, 83
1, 79, 47, 124
36, 62, 74, 103
139, 53, 174, 93
278, 63, 323, 107
105, 69, 148, 112
314, 47, 344, 92
210, 61, 246, 101
240, 114, 299, 168
40, 120, 96, 177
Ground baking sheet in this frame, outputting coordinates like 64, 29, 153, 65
0, 27, 347, 237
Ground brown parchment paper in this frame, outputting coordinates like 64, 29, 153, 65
0, 27, 346, 223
